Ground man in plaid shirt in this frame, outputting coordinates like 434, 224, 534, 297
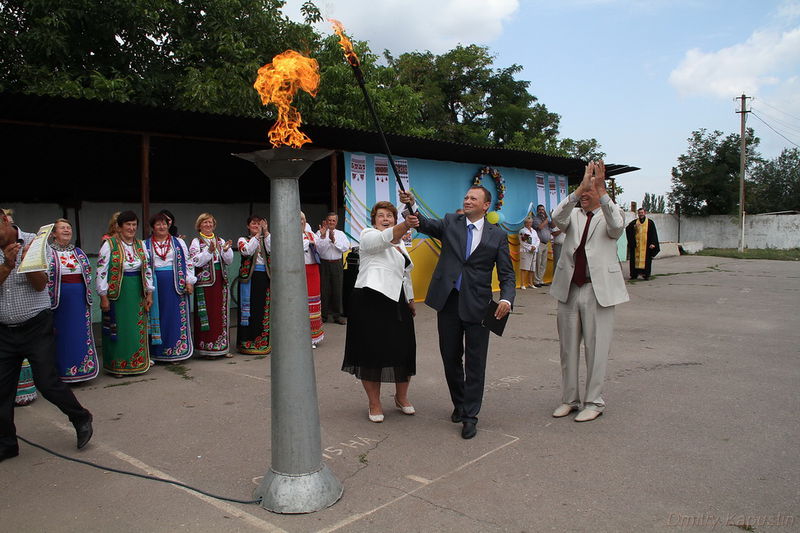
0, 209, 93, 462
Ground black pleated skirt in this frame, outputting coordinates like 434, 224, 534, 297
341, 287, 416, 383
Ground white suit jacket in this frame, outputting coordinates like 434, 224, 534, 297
355, 227, 414, 302
549, 193, 629, 308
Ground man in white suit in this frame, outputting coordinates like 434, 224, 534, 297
549, 161, 629, 422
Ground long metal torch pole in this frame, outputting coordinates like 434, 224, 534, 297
348, 64, 414, 213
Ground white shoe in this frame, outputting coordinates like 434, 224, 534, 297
574, 408, 603, 422
368, 409, 384, 423
395, 399, 416, 415
520, 286, 527, 290
552, 404, 578, 418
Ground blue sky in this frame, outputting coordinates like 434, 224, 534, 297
282, 0, 800, 208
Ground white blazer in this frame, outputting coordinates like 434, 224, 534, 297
549, 193, 629, 308
355, 227, 414, 302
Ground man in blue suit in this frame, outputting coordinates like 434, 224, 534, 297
400, 186, 515, 439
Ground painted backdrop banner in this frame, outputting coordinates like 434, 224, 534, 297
536, 174, 545, 207
548, 177, 557, 210
374, 156, 390, 203
347, 154, 368, 241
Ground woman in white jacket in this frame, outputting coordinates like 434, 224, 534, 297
341, 201, 420, 423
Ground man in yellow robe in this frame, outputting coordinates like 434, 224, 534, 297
625, 208, 660, 280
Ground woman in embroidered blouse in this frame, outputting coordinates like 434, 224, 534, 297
518, 217, 540, 290
145, 212, 196, 363
237, 215, 271, 355
300, 211, 324, 348
47, 219, 99, 382
189, 213, 234, 358
341, 201, 419, 422
97, 210, 154, 376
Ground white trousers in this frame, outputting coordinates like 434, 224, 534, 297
556, 282, 616, 411
533, 242, 548, 284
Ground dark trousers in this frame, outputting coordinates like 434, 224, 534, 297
437, 290, 490, 424
320, 259, 344, 320
629, 256, 653, 278
0, 310, 90, 452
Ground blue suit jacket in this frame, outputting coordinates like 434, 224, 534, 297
417, 212, 516, 323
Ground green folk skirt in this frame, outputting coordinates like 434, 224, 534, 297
103, 272, 150, 376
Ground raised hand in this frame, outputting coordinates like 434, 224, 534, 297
404, 214, 420, 229
398, 190, 415, 206
593, 159, 608, 196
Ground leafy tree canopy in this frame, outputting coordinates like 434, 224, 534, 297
0, 0, 601, 156
668, 128, 761, 216
747, 147, 800, 213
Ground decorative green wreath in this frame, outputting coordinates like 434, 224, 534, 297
472, 166, 506, 210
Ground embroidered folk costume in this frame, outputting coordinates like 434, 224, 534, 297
303, 230, 324, 346
96, 238, 154, 375
145, 236, 195, 362
47, 243, 99, 382
237, 234, 271, 355
189, 233, 233, 357
15, 359, 37, 406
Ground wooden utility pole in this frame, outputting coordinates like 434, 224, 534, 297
141, 134, 151, 239
736, 94, 750, 252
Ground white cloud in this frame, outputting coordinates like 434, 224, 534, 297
669, 26, 800, 99
775, 0, 800, 22
282, 0, 519, 54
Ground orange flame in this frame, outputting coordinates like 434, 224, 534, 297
253, 50, 319, 148
329, 18, 360, 67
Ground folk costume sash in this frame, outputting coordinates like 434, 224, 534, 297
47, 246, 92, 309
144, 237, 187, 346
238, 235, 270, 327
305, 231, 321, 264
195, 233, 228, 331
635, 218, 649, 269
106, 237, 149, 301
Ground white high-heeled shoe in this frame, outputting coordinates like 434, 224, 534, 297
395, 399, 416, 415
368, 409, 384, 423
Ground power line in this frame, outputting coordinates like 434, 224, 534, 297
754, 98, 800, 123
750, 107, 800, 135
750, 111, 800, 149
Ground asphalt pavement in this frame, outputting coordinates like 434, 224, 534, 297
3, 255, 799, 532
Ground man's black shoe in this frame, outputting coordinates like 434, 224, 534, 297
461, 421, 477, 439
451, 408, 463, 423
0, 446, 19, 462
75, 414, 93, 449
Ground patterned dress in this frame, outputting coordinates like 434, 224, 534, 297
236, 234, 271, 355
15, 360, 37, 406
145, 236, 195, 362
47, 244, 99, 382
189, 234, 233, 357
96, 238, 154, 375
303, 231, 324, 346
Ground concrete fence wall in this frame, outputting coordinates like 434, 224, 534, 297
623, 212, 800, 250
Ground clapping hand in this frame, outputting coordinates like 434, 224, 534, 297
223, 240, 233, 252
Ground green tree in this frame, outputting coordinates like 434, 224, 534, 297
641, 193, 665, 213
668, 128, 761, 215
747, 147, 800, 213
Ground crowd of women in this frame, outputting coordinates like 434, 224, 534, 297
12, 207, 329, 401
13, 202, 422, 423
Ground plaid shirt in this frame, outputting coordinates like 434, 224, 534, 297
0, 226, 52, 325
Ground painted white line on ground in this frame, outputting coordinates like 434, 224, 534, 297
50, 421, 286, 533
316, 433, 520, 533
